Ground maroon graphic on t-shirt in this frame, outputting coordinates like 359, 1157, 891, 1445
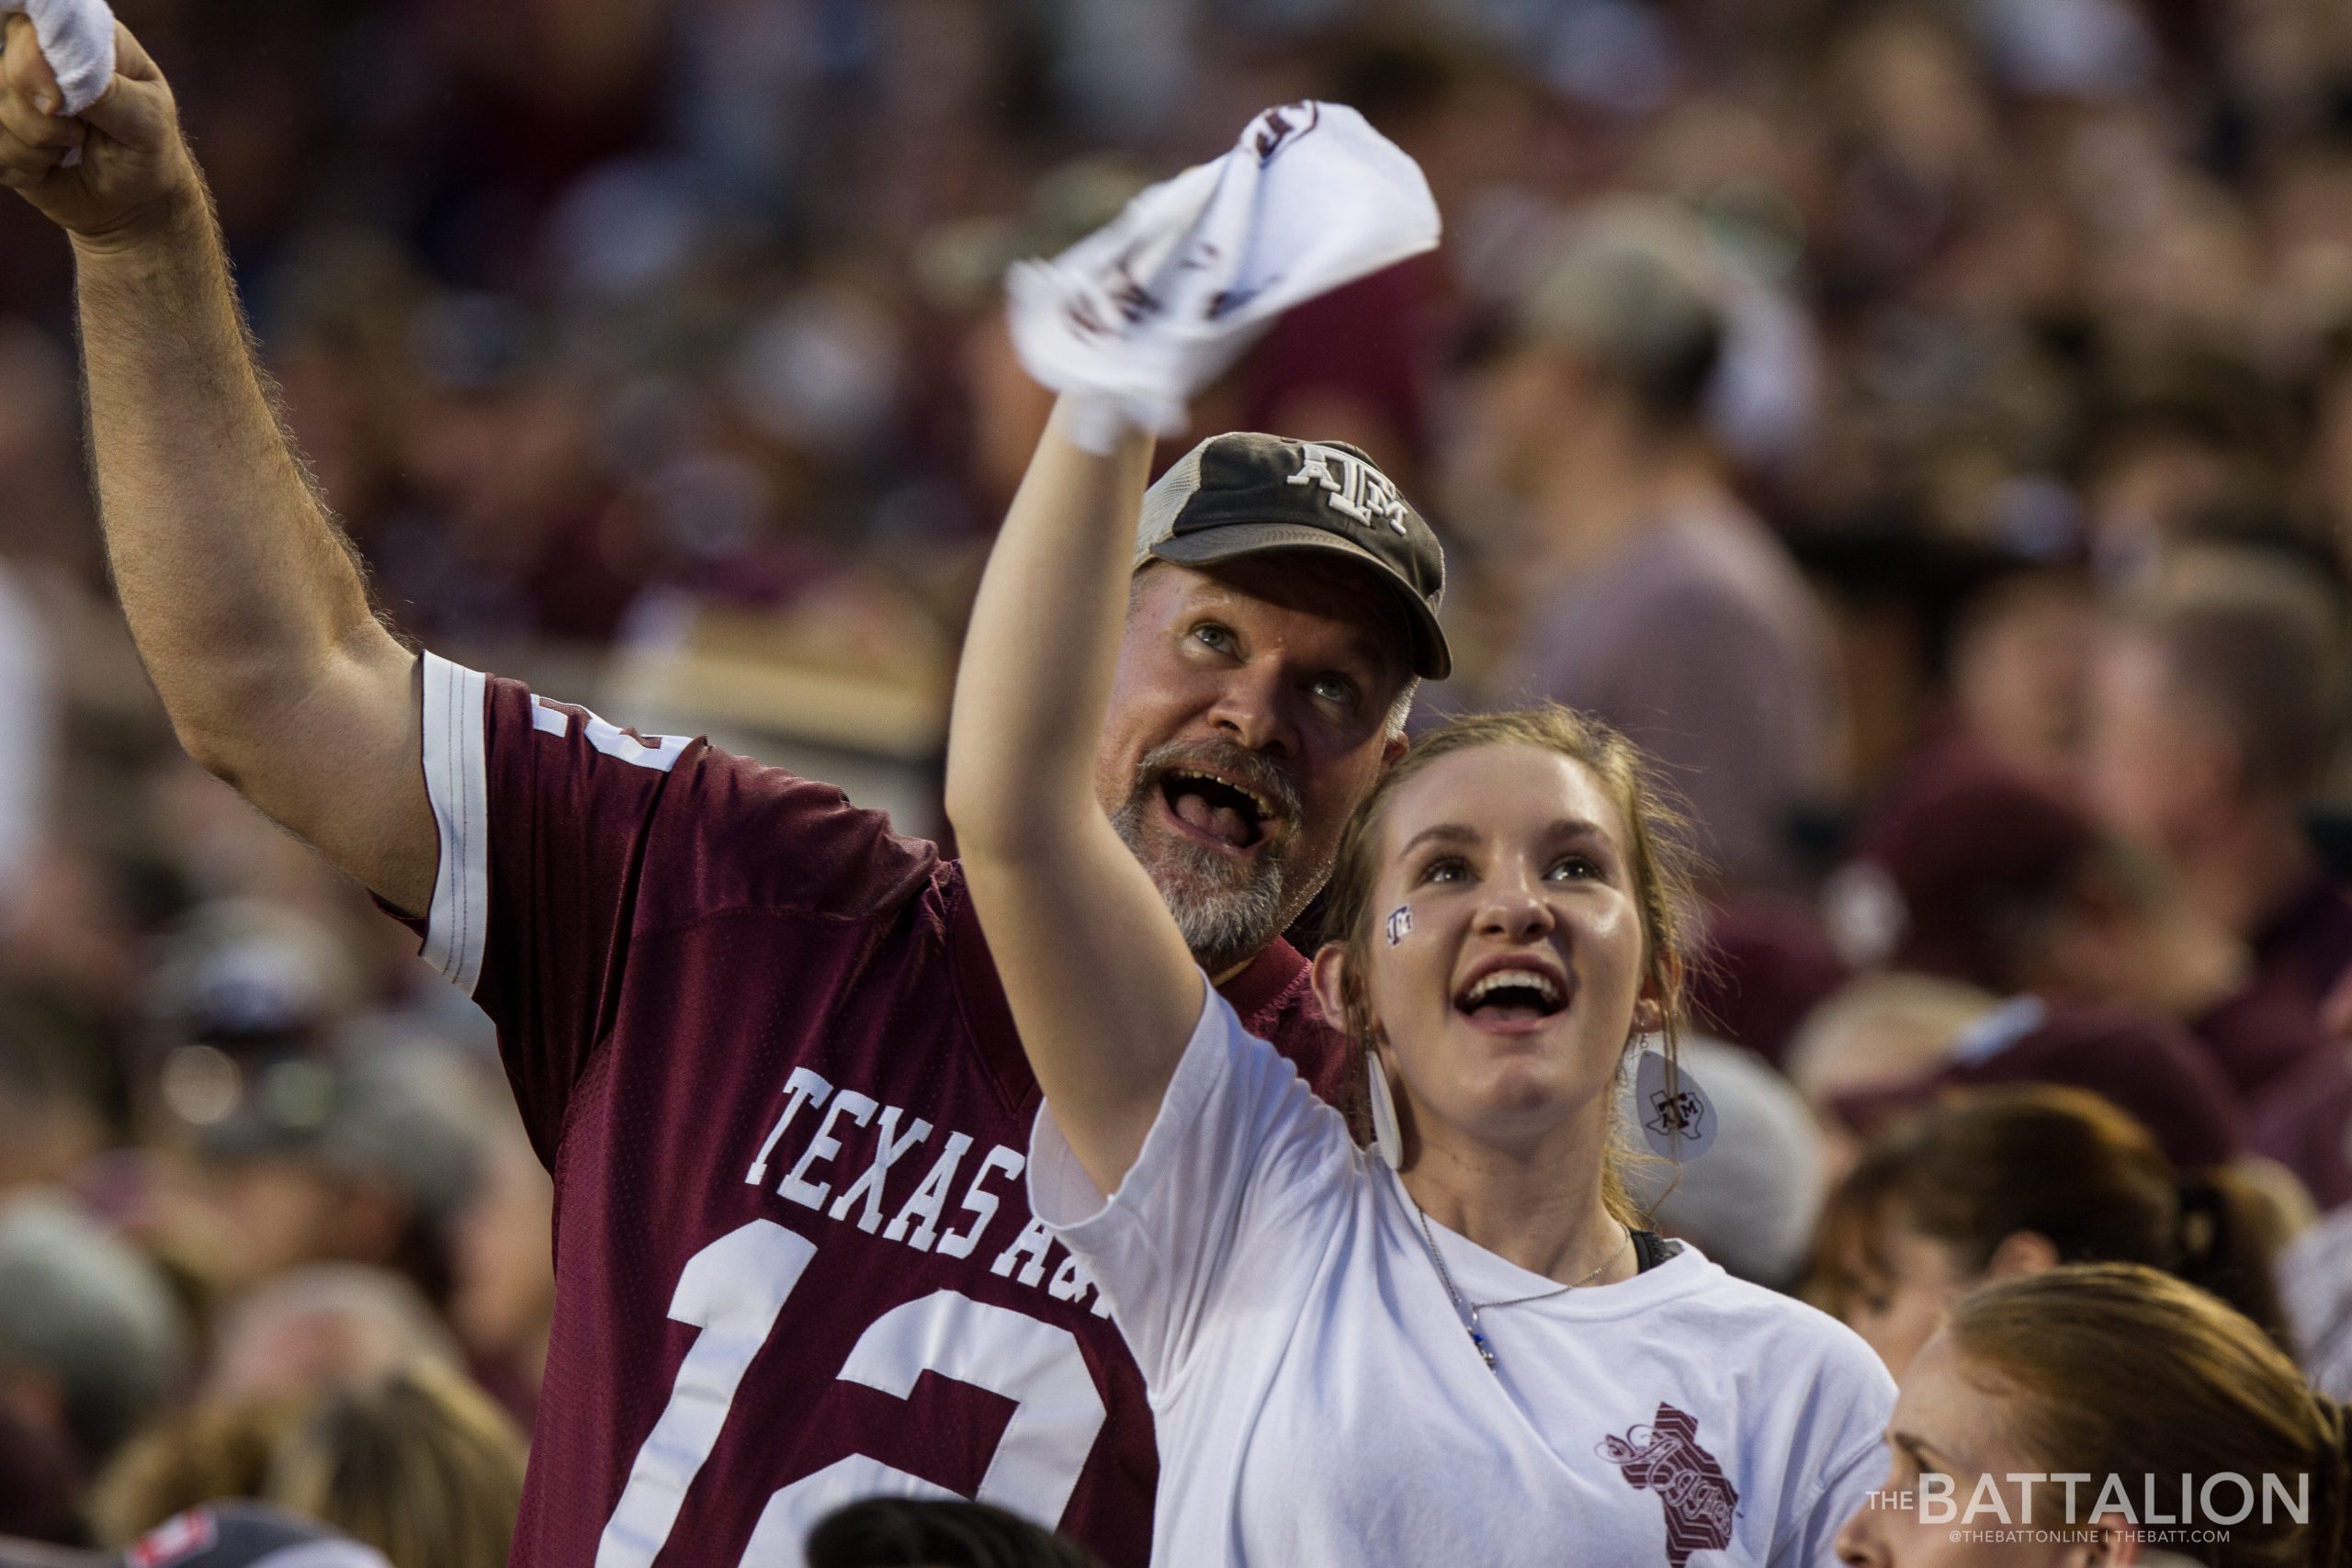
1598, 1403, 1739, 1568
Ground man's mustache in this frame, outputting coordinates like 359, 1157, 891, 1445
1128, 739, 1304, 833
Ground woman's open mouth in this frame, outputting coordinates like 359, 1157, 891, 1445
1453, 965, 1569, 1032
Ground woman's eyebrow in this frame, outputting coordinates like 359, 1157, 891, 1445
1892, 1430, 1972, 1475
1398, 823, 1478, 856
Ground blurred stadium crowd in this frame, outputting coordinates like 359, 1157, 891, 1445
6, 0, 2352, 1560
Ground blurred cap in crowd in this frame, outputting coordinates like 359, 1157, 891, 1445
1511, 198, 1726, 431
1686, 895, 1851, 1066
0, 1195, 188, 1475
0, 1501, 391, 1568
1829, 996, 2244, 1169
806, 1497, 1107, 1568
1618, 1036, 1826, 1289
114, 1503, 390, 1568
148, 902, 359, 1055
1827, 743, 2098, 989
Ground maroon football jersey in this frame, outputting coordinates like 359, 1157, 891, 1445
406, 655, 1351, 1568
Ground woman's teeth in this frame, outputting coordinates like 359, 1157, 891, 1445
1460, 969, 1563, 1010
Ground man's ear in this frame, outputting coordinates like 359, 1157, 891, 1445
1381, 729, 1410, 769
1312, 941, 1354, 1032
1984, 1229, 2062, 1279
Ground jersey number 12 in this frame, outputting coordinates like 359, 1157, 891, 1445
594, 1220, 1109, 1568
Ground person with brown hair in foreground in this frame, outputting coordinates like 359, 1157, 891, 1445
1836, 1263, 2352, 1567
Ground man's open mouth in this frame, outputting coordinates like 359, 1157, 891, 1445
1453, 966, 1569, 1024
1159, 768, 1281, 851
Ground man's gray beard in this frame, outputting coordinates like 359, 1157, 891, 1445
1110, 795, 1291, 975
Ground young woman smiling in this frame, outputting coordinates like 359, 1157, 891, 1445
946, 403, 1894, 1565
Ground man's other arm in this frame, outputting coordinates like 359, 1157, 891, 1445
0, 18, 432, 912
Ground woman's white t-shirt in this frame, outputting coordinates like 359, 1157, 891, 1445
1028, 983, 1896, 1568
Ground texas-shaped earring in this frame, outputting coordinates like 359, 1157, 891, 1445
1367, 1046, 1405, 1168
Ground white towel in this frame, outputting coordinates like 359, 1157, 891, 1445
1007, 101, 1440, 453
4, 0, 114, 165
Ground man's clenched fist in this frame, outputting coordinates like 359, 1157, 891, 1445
0, 16, 195, 247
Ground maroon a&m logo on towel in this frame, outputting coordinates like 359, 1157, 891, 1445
1598, 1404, 1739, 1568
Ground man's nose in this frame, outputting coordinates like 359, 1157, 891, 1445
1207, 661, 1294, 757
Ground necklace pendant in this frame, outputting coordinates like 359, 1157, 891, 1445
1468, 1325, 1497, 1372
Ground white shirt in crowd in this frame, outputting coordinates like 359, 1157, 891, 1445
1030, 982, 1896, 1568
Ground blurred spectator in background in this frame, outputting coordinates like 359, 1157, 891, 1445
266, 1361, 524, 1568
85, 1401, 310, 1548
203, 1269, 459, 1407
86, 1363, 522, 1568
1461, 200, 1843, 891
1942, 567, 2098, 796
1807, 1086, 2288, 1379
2085, 548, 2352, 1013
0, 1196, 187, 1511
1828, 744, 2335, 1133
5, 1501, 395, 1568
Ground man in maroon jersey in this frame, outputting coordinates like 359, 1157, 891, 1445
0, 21, 1449, 1567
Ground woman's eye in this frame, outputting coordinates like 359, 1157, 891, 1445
1419, 857, 1467, 885
1548, 855, 1600, 881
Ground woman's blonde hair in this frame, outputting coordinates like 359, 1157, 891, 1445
1948, 1264, 2351, 1568
1315, 705, 1702, 1224
86, 1395, 311, 1546
266, 1359, 526, 1568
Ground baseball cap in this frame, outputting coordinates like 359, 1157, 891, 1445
1513, 198, 1726, 419
1831, 742, 2100, 990
0, 1504, 392, 1568
1135, 433, 1451, 679
1826, 996, 2244, 1170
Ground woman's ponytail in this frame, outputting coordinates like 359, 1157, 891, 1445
2171, 1166, 2294, 1357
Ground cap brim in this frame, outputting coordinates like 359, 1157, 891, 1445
1148, 523, 1453, 681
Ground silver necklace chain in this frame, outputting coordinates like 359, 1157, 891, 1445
1411, 1200, 1631, 1374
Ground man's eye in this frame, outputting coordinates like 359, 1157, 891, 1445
1193, 625, 1236, 653
1313, 673, 1360, 708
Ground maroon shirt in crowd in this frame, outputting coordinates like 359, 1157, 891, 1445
2253, 873, 2352, 1013
401, 656, 1349, 1568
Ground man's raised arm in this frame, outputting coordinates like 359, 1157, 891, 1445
0, 17, 433, 913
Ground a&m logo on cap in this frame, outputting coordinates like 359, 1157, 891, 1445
1286, 442, 1410, 536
